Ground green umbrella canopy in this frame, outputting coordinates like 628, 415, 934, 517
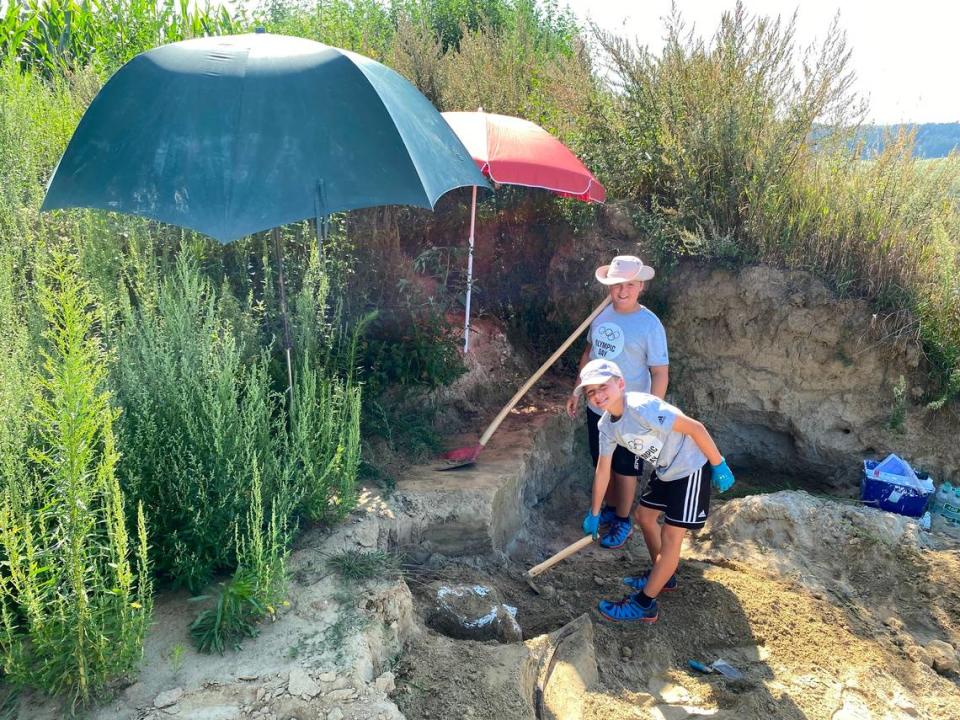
42, 33, 489, 242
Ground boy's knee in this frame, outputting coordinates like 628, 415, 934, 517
660, 523, 687, 547
635, 507, 660, 529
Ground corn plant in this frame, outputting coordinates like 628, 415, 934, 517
0, 253, 151, 708
1, 0, 239, 77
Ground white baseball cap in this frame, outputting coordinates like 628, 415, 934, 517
574, 359, 624, 397
595, 255, 655, 285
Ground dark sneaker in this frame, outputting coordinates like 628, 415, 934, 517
598, 593, 658, 623
623, 570, 678, 592
600, 518, 633, 549
598, 506, 618, 527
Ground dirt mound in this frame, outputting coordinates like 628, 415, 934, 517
693, 491, 960, 648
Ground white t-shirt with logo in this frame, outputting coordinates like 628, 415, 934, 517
587, 305, 668, 414
597, 392, 707, 482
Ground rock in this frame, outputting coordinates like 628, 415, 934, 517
327, 710, 344, 720
539, 584, 556, 599
620, 645, 633, 659
318, 671, 337, 683
906, 645, 932, 667
154, 688, 184, 709
882, 616, 904, 632
649, 678, 691, 705
184, 707, 240, 720
926, 639, 959, 675
408, 549, 432, 565
427, 583, 523, 643
374, 671, 396, 694
288, 667, 321, 698
593, 575, 604, 586
535, 614, 599, 720
895, 695, 918, 717
933, 655, 958, 675
326, 688, 357, 702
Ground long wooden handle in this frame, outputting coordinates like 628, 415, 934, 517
478, 296, 611, 446
525, 536, 594, 578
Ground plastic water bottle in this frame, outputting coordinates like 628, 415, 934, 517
939, 483, 960, 524
934, 482, 954, 514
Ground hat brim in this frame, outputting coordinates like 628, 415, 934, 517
574, 372, 621, 397
595, 264, 655, 285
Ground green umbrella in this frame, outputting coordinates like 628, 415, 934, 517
42, 32, 487, 241
42, 32, 489, 397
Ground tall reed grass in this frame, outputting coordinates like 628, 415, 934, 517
588, 3, 960, 399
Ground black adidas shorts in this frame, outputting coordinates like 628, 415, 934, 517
586, 408, 642, 477
637, 461, 712, 529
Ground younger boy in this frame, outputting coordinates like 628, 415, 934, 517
575, 359, 735, 623
566, 255, 669, 550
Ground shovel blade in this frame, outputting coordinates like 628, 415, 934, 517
435, 443, 483, 470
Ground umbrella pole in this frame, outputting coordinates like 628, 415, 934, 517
272, 227, 295, 411
463, 185, 477, 353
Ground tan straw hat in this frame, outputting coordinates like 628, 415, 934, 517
595, 255, 655, 285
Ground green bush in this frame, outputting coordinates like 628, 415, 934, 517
113, 256, 285, 592
0, 254, 151, 708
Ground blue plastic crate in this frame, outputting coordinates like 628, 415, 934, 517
861, 458, 934, 518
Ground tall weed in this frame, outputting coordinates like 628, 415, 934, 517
0, 254, 150, 707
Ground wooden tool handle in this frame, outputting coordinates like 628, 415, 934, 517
478, 296, 611, 446
525, 535, 594, 579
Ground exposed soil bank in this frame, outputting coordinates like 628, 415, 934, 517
542, 257, 960, 491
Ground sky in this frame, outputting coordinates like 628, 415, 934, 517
563, 0, 960, 125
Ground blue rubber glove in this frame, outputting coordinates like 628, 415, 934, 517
711, 458, 735, 493
582, 511, 601, 538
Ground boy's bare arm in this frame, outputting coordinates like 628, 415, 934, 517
649, 364, 669, 399
565, 344, 594, 416
672, 415, 722, 466
591, 454, 614, 514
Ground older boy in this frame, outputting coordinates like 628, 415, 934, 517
575, 359, 735, 623
566, 255, 669, 550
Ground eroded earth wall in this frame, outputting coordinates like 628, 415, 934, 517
658, 263, 960, 490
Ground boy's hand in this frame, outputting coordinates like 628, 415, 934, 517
711, 458, 735, 493
565, 392, 580, 418
582, 511, 600, 538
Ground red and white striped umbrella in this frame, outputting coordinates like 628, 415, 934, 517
443, 111, 606, 351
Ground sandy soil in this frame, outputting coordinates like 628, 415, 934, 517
395, 478, 960, 720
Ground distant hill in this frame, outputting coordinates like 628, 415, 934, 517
855, 122, 960, 158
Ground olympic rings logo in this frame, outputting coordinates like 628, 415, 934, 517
599, 327, 621, 342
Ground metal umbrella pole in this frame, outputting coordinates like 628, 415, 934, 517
463, 185, 478, 352
272, 227, 295, 410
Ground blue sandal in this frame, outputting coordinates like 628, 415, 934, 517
600, 518, 633, 549
598, 594, 658, 623
623, 570, 678, 592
